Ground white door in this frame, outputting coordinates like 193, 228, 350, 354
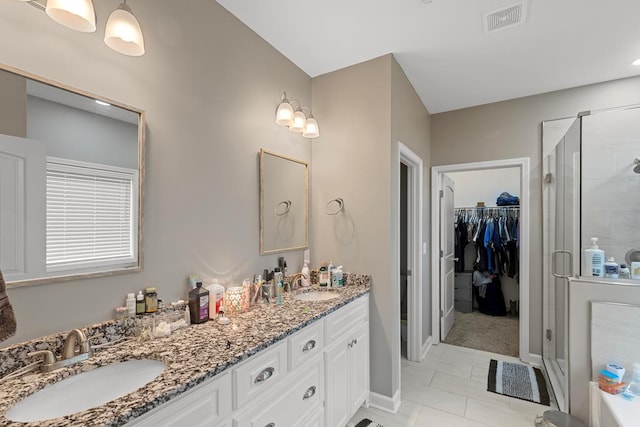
440, 174, 455, 340
0, 134, 46, 281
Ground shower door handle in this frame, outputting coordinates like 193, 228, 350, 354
552, 250, 573, 279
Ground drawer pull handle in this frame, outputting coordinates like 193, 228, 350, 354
302, 339, 316, 353
255, 367, 275, 384
303, 386, 317, 400
265, 423, 275, 427
353, 338, 358, 345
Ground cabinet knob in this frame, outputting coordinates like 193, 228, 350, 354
303, 385, 317, 400
255, 367, 275, 384
302, 339, 316, 353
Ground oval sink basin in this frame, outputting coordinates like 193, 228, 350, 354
294, 291, 340, 302
6, 359, 165, 422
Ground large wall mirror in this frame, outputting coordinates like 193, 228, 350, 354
259, 149, 308, 255
0, 64, 145, 286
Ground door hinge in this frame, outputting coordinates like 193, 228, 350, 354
439, 190, 444, 198
546, 329, 552, 341
440, 309, 443, 318
544, 173, 552, 184
439, 250, 443, 257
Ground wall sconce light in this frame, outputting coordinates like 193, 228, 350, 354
17, 0, 145, 56
275, 92, 320, 139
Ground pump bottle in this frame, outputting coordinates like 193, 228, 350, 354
584, 237, 605, 277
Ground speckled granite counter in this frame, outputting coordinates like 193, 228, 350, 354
0, 278, 370, 426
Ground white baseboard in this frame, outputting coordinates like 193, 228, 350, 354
368, 389, 401, 414
526, 353, 543, 367
420, 336, 433, 360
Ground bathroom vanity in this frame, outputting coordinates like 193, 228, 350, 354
0, 280, 370, 427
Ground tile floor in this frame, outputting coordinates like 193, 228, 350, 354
348, 343, 555, 427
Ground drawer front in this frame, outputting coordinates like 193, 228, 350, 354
288, 320, 323, 372
454, 272, 472, 290
325, 295, 368, 345
454, 286, 472, 301
129, 373, 231, 427
454, 299, 472, 313
234, 358, 323, 427
300, 406, 324, 427
233, 341, 287, 410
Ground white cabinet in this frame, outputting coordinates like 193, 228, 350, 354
324, 296, 370, 427
127, 372, 232, 426
234, 355, 323, 427
125, 294, 369, 427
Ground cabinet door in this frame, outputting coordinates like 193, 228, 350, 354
349, 322, 370, 416
128, 373, 231, 426
324, 337, 350, 427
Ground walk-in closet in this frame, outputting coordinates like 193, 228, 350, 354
442, 167, 521, 357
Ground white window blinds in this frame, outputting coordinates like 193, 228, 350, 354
46, 157, 138, 272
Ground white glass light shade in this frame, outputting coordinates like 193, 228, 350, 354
104, 3, 145, 57
289, 110, 306, 133
303, 116, 319, 138
46, 0, 96, 33
275, 100, 294, 126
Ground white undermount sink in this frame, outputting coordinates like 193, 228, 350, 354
294, 291, 341, 302
6, 359, 166, 422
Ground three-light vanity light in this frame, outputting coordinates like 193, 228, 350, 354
17, 0, 145, 57
275, 92, 320, 139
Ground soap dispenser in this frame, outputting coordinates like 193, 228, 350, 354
584, 237, 605, 277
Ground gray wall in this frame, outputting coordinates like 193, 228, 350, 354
431, 74, 640, 356
390, 59, 432, 352
0, 71, 26, 138
311, 55, 430, 402
0, 0, 311, 344
27, 96, 138, 169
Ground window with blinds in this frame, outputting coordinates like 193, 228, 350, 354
46, 157, 138, 273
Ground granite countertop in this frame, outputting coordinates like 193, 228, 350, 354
0, 280, 370, 427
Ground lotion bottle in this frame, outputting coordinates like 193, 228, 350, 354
584, 237, 605, 277
301, 260, 311, 287
604, 257, 619, 279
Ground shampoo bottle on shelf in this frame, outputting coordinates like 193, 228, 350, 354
604, 257, 619, 279
584, 237, 605, 277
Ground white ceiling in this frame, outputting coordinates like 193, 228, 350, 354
216, 0, 640, 113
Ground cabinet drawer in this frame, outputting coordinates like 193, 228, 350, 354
233, 341, 287, 410
325, 295, 368, 345
454, 299, 472, 313
288, 320, 323, 372
454, 272, 472, 290
128, 373, 231, 427
234, 357, 323, 427
454, 286, 472, 301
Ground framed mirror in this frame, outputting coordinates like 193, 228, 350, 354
259, 149, 308, 255
0, 64, 145, 286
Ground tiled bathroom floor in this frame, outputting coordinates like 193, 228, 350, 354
348, 343, 555, 427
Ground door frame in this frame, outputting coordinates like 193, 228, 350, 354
399, 142, 423, 362
431, 157, 531, 362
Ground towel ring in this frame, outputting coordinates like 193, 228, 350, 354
275, 200, 291, 216
325, 198, 344, 215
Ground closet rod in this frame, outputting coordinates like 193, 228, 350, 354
454, 206, 519, 210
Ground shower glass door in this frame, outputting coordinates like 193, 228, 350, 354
542, 117, 580, 412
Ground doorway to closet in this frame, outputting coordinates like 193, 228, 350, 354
431, 158, 531, 361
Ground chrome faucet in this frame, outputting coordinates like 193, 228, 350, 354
62, 328, 91, 359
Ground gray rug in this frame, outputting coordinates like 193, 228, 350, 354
443, 311, 519, 357
488, 359, 550, 405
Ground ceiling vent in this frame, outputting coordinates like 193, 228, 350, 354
483, 1, 528, 34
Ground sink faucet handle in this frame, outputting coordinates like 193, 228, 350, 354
28, 350, 56, 365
